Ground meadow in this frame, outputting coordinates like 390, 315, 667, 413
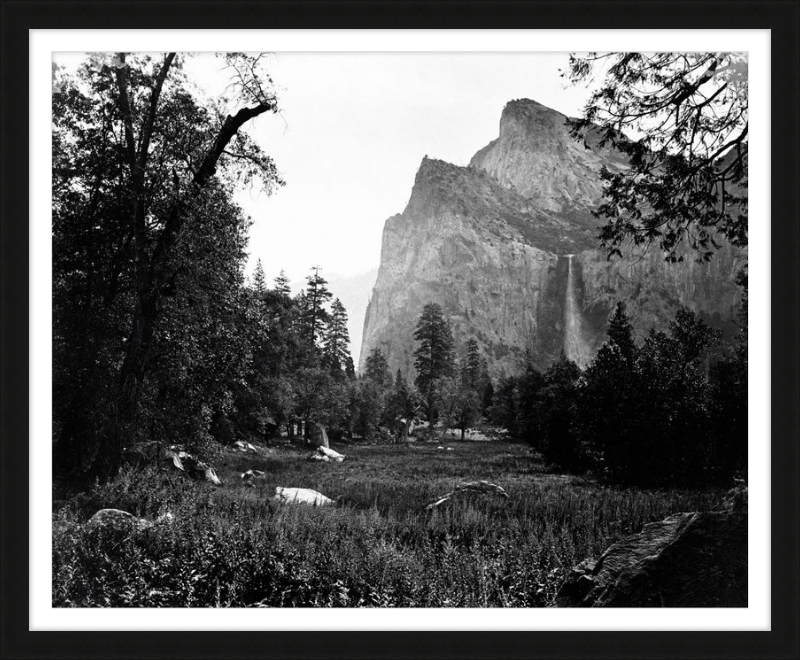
53, 438, 722, 607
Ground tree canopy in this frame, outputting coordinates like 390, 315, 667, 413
566, 52, 748, 261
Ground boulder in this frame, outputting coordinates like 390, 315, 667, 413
84, 509, 174, 538
85, 508, 153, 533
272, 487, 335, 506
424, 480, 509, 510
240, 469, 266, 483
308, 445, 345, 463
556, 487, 748, 607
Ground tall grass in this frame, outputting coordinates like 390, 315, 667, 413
53, 441, 722, 607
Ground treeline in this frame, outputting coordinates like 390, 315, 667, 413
489, 293, 748, 487
356, 302, 495, 443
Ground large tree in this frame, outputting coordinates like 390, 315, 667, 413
299, 266, 333, 349
413, 303, 455, 422
566, 52, 748, 261
53, 53, 283, 479
323, 298, 354, 378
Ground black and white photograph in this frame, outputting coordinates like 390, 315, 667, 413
49, 45, 753, 614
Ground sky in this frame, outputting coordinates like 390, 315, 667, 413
182, 52, 592, 284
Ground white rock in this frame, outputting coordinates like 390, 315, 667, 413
272, 487, 335, 506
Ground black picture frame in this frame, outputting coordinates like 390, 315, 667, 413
2, 1, 798, 658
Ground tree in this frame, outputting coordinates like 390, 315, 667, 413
273, 269, 291, 298
299, 266, 332, 348
53, 52, 284, 480
576, 304, 719, 486
323, 298, 354, 378
364, 347, 390, 387
566, 52, 748, 261
534, 352, 583, 470
574, 302, 640, 478
386, 370, 421, 442
607, 301, 636, 360
252, 259, 266, 294
413, 303, 455, 422
488, 376, 520, 437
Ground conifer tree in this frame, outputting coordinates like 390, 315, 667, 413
413, 303, 455, 422
252, 259, 266, 294
273, 269, 291, 298
365, 347, 390, 387
323, 298, 353, 378
608, 301, 636, 360
300, 266, 332, 348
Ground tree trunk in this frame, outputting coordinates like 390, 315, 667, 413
93, 53, 277, 481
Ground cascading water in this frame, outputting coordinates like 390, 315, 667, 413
563, 254, 592, 368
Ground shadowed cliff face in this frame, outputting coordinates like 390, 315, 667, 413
360, 99, 746, 378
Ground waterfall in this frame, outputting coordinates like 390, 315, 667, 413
563, 255, 591, 368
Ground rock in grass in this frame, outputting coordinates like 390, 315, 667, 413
272, 487, 335, 506
233, 440, 264, 454
240, 469, 266, 483
307, 445, 345, 463
86, 508, 153, 532
424, 480, 509, 510
122, 442, 222, 485
556, 486, 748, 607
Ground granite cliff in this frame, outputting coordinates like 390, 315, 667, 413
360, 99, 746, 377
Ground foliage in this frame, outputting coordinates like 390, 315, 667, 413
574, 303, 736, 486
566, 52, 748, 261
52, 53, 282, 479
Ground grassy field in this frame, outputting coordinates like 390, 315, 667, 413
53, 438, 723, 607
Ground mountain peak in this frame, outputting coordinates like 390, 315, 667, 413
470, 98, 623, 213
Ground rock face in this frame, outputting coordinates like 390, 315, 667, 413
555, 487, 748, 607
360, 99, 745, 376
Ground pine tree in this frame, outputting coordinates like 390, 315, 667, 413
299, 266, 332, 348
273, 269, 291, 298
461, 338, 483, 390
413, 303, 455, 422
252, 259, 266, 294
365, 347, 390, 387
323, 298, 353, 378
608, 302, 636, 360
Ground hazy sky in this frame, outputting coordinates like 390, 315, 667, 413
183, 52, 592, 284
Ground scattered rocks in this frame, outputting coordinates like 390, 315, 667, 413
272, 487, 335, 507
122, 442, 221, 485
232, 440, 263, 454
424, 480, 509, 510
556, 486, 748, 607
